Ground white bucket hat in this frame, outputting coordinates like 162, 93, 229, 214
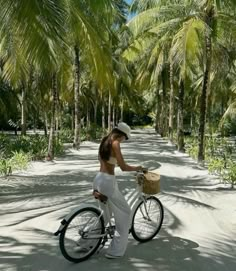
116, 122, 131, 139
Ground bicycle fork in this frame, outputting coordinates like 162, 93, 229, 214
139, 196, 152, 221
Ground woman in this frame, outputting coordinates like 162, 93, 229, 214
93, 122, 143, 259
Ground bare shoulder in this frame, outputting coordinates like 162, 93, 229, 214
112, 140, 120, 149
111, 139, 125, 166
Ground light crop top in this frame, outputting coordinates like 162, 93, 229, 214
107, 156, 117, 165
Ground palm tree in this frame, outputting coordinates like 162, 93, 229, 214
0, 78, 19, 133
0, 0, 68, 156
127, 0, 236, 161
64, 0, 117, 148
47, 74, 57, 160
0, 0, 118, 155
0, 0, 67, 69
73, 45, 81, 148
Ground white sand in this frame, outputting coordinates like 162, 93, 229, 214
0, 128, 235, 271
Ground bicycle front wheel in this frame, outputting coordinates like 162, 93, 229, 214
59, 207, 105, 263
131, 196, 164, 242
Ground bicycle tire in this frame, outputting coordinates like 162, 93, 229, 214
131, 196, 164, 242
59, 206, 105, 262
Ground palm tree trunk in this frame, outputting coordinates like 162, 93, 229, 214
73, 45, 81, 149
86, 102, 90, 128
177, 79, 185, 152
112, 105, 116, 127
94, 100, 98, 125
108, 91, 112, 131
93, 94, 98, 125
120, 98, 124, 122
155, 87, 161, 133
102, 101, 106, 130
160, 66, 168, 137
47, 74, 57, 160
21, 86, 27, 135
44, 112, 48, 136
198, 6, 213, 163
190, 95, 193, 132
33, 116, 36, 133
159, 83, 164, 136
71, 108, 74, 132
55, 108, 59, 138
198, 64, 210, 162
168, 59, 174, 142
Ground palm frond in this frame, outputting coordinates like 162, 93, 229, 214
220, 100, 236, 126
66, 0, 115, 90
130, 0, 162, 12
171, 18, 205, 78
127, 7, 161, 37
0, 0, 67, 70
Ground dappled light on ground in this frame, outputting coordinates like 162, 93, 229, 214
0, 129, 235, 271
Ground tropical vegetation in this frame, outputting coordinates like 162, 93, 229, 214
0, 0, 236, 186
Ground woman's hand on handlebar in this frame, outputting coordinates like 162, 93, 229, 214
136, 166, 148, 173
141, 167, 148, 173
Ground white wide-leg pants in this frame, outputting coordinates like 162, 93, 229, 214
93, 172, 131, 256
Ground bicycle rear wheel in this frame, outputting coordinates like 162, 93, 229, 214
59, 207, 105, 262
131, 196, 164, 242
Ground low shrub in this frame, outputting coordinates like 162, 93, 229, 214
207, 157, 225, 176
0, 151, 31, 176
0, 134, 64, 176
0, 158, 12, 176
185, 137, 198, 159
222, 160, 236, 188
58, 129, 74, 143
81, 124, 104, 141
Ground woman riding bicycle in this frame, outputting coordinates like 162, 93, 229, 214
93, 122, 143, 259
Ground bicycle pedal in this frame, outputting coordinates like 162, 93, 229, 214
103, 236, 108, 244
96, 237, 108, 254
108, 225, 115, 236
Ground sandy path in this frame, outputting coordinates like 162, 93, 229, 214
0, 128, 235, 271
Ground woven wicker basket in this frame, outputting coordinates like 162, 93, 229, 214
142, 172, 160, 194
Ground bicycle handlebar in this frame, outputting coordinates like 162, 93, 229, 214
136, 167, 148, 174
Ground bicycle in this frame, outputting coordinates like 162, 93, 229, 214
54, 170, 164, 263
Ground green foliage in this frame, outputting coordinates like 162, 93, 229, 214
0, 125, 105, 176
205, 137, 233, 160
30, 135, 49, 160
223, 160, 236, 188
205, 136, 236, 187
205, 136, 219, 157
58, 129, 74, 143
208, 157, 236, 188
0, 151, 31, 176
185, 135, 236, 188
208, 157, 225, 176
2, 135, 48, 160
185, 137, 198, 159
9, 151, 31, 171
220, 116, 236, 136
0, 134, 11, 155
81, 124, 105, 141
0, 134, 64, 176
54, 138, 65, 156
80, 128, 87, 141
57, 126, 105, 144
0, 158, 12, 176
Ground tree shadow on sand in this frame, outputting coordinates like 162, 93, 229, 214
1, 230, 235, 271
1, 128, 236, 271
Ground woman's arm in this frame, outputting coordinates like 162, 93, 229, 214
112, 140, 142, 171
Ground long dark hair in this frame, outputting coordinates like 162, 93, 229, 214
99, 128, 127, 161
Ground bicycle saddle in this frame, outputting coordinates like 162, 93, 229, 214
93, 190, 108, 203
